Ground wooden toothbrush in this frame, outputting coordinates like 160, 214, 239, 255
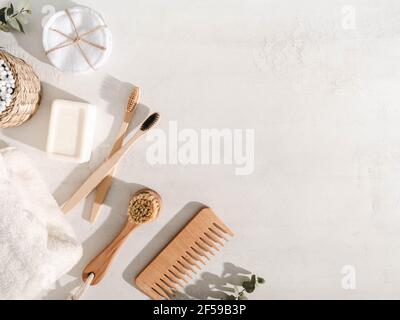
89, 88, 140, 223
61, 112, 160, 214
82, 189, 162, 285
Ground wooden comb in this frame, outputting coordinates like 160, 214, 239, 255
135, 207, 234, 300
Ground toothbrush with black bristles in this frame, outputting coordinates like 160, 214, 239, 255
90, 88, 140, 223
61, 112, 160, 214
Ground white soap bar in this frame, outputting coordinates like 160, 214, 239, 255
47, 99, 96, 163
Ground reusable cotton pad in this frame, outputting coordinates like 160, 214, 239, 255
42, 6, 112, 73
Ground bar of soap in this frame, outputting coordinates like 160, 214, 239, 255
46, 99, 96, 163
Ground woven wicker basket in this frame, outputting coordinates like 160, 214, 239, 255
0, 50, 41, 128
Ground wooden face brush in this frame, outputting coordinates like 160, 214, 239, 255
82, 189, 162, 285
90, 88, 140, 223
61, 112, 160, 214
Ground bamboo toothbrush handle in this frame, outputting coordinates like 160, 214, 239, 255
90, 173, 115, 222
90, 114, 133, 223
61, 131, 144, 214
82, 221, 138, 285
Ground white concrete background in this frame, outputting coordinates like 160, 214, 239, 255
1, 0, 400, 299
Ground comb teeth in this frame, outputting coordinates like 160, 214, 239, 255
168, 268, 184, 282
178, 258, 197, 275
151, 286, 169, 300
160, 276, 179, 292
191, 245, 209, 261
196, 240, 215, 256
200, 236, 220, 252
135, 208, 233, 300
172, 264, 190, 281
157, 280, 174, 296
209, 226, 228, 241
182, 254, 201, 270
187, 248, 206, 265
204, 231, 224, 246
152, 283, 171, 300
213, 222, 234, 236
164, 273, 183, 288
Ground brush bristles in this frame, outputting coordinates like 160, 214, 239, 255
141, 112, 160, 131
127, 87, 140, 112
128, 191, 161, 224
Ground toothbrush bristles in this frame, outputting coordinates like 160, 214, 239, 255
141, 112, 160, 131
127, 87, 140, 112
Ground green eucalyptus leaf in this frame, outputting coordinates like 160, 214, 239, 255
225, 295, 237, 300
0, 8, 6, 23
242, 281, 255, 293
242, 283, 255, 293
0, 1, 31, 33
6, 3, 14, 16
257, 276, 265, 284
242, 275, 257, 293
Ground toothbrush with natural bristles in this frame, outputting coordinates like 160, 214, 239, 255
89, 88, 140, 223
61, 112, 160, 214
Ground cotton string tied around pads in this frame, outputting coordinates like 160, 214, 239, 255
43, 6, 112, 73
46, 9, 106, 69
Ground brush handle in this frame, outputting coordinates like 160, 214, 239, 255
89, 111, 135, 223
82, 221, 138, 285
89, 174, 114, 222
61, 130, 144, 214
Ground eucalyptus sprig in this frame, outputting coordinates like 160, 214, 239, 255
0, 0, 31, 33
225, 274, 265, 300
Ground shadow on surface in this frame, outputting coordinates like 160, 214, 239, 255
2, 82, 86, 152
13, 0, 78, 65
122, 202, 252, 300
123, 202, 206, 289
181, 262, 251, 300
51, 75, 149, 218
44, 179, 147, 300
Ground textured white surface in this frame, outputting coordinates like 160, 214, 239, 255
1, 0, 400, 299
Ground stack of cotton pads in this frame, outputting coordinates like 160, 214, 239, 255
42, 6, 112, 74
0, 59, 15, 113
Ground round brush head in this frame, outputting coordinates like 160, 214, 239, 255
127, 189, 162, 224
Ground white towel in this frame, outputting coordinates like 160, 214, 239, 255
0, 147, 82, 300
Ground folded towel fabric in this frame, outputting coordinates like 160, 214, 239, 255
0, 147, 82, 300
